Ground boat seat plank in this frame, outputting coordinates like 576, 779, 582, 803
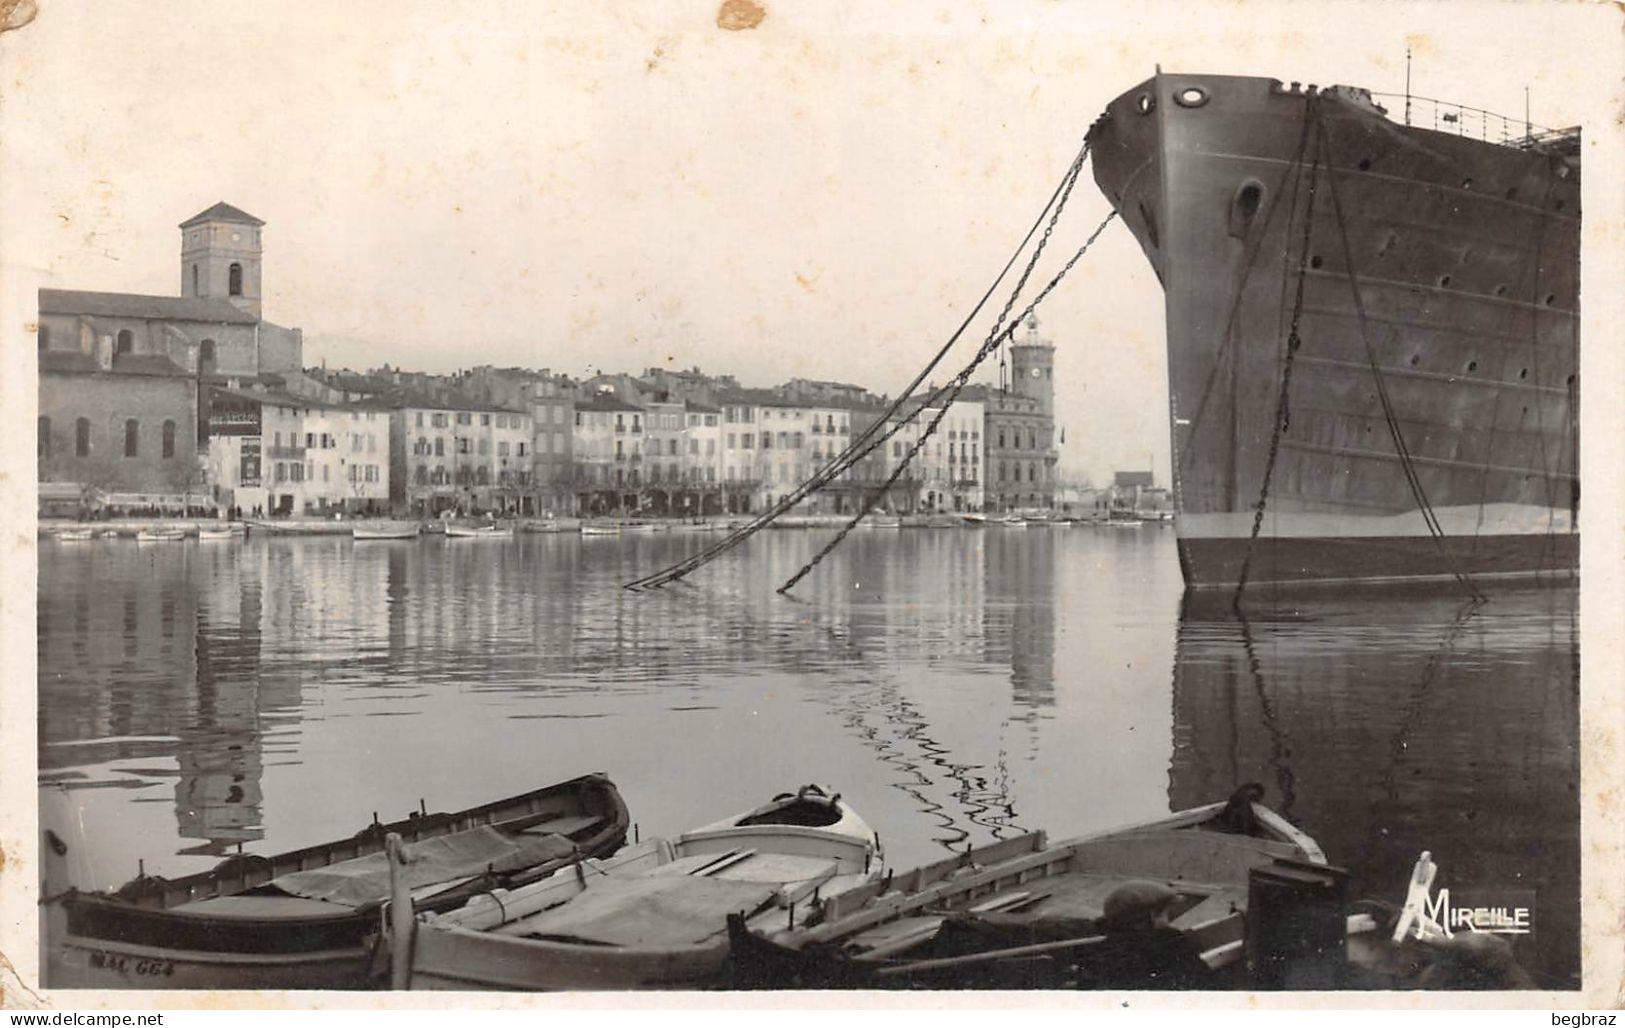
520, 814, 602, 838
649, 853, 747, 877
711, 854, 838, 888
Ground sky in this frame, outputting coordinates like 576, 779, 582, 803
0, 0, 1613, 485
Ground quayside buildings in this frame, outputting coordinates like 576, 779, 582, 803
37, 203, 1064, 518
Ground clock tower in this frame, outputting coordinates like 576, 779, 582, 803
1009, 313, 1055, 418
180, 202, 265, 319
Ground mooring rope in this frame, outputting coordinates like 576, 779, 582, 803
623, 135, 1097, 591
778, 209, 1118, 594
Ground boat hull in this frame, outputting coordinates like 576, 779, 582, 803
402, 788, 881, 991
44, 773, 629, 990
1087, 74, 1579, 590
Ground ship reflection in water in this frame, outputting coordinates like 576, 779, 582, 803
1171, 585, 1578, 989
37, 529, 1577, 988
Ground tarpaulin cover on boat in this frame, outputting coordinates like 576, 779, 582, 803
512, 875, 780, 948
268, 826, 577, 908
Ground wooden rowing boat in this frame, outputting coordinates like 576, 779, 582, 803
134, 528, 186, 542
54, 527, 96, 542
395, 785, 883, 991
195, 526, 238, 541
352, 521, 421, 541
444, 522, 514, 539
728, 787, 1325, 990
43, 773, 629, 990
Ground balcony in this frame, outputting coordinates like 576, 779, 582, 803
266, 445, 306, 459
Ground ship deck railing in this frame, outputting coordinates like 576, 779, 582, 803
1365, 91, 1578, 153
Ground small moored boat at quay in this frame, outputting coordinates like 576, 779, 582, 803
54, 527, 96, 542
393, 785, 883, 991
42, 773, 629, 990
580, 520, 623, 536
134, 527, 187, 543
444, 522, 514, 539
352, 521, 422, 541
728, 787, 1324, 990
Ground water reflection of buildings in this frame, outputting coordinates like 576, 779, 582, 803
38, 544, 304, 856
1168, 587, 1580, 988
982, 529, 1056, 709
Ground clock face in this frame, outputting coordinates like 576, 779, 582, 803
231, 232, 242, 242
1030, 367, 1042, 379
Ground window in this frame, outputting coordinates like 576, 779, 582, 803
124, 419, 139, 457
517, 442, 526, 457
199, 338, 216, 372
478, 438, 488, 455
416, 412, 424, 428
228, 263, 243, 296
669, 439, 678, 456
116, 329, 134, 355
37, 324, 49, 351
706, 439, 715, 455
191, 264, 199, 296
322, 465, 329, 482
457, 438, 470, 454
38, 416, 50, 459
434, 438, 444, 457
762, 432, 772, 449
305, 432, 315, 448
499, 441, 510, 457
162, 420, 176, 459
481, 414, 490, 426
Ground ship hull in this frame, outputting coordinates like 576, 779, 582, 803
1088, 74, 1579, 590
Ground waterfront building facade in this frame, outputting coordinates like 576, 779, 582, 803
38, 345, 202, 512
571, 391, 645, 514
205, 387, 389, 515
387, 395, 532, 515
911, 395, 985, 512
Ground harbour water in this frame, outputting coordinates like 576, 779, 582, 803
37, 526, 1579, 988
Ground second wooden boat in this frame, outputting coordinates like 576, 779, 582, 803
42, 773, 629, 990
134, 527, 186, 542
394, 785, 883, 991
729, 787, 1323, 990
444, 522, 514, 539
353, 521, 422, 541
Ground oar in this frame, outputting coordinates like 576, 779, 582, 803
872, 932, 1108, 979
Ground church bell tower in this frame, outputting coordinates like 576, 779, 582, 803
180, 202, 265, 319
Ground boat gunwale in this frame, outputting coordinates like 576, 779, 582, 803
783, 801, 1317, 947
58, 773, 627, 917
